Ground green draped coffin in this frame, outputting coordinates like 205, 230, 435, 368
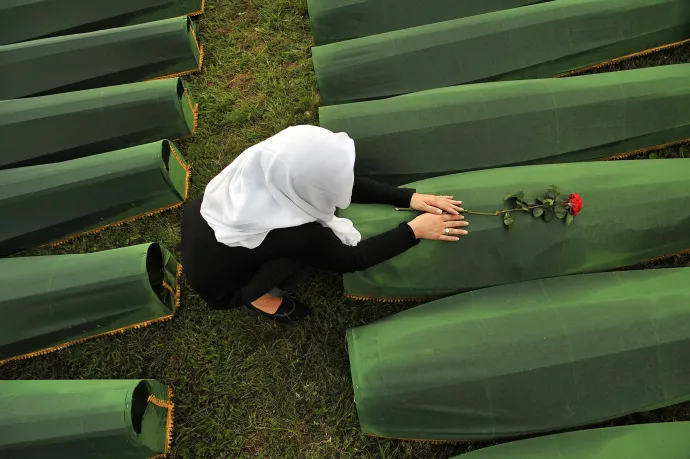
0, 78, 197, 169
340, 160, 690, 300
1, 0, 203, 45
451, 423, 690, 459
308, 0, 549, 45
0, 243, 180, 366
0, 17, 202, 99
313, 0, 690, 105
321, 64, 690, 185
0, 140, 189, 256
0, 379, 173, 458
347, 269, 690, 441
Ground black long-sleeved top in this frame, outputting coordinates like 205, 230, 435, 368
181, 177, 418, 308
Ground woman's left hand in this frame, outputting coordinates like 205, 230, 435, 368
410, 193, 463, 215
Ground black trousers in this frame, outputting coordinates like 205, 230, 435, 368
232, 258, 314, 307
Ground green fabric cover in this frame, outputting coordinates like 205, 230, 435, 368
0, 17, 202, 99
0, 140, 188, 256
347, 269, 690, 441
0, 379, 171, 458
340, 159, 690, 300
0, 78, 196, 169
0, 0, 203, 45
321, 64, 690, 185
313, 0, 690, 105
0, 243, 179, 365
451, 423, 690, 459
308, 0, 549, 45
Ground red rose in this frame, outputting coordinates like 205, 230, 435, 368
568, 193, 583, 215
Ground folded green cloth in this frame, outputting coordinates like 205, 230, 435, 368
0, 140, 189, 255
340, 159, 690, 300
313, 0, 690, 104
0, 379, 173, 458
450, 423, 690, 459
0, 17, 202, 99
0, 78, 197, 169
0, 243, 180, 366
1, 0, 203, 45
308, 0, 549, 45
347, 269, 690, 441
321, 64, 690, 184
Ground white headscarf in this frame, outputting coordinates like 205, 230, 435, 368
200, 125, 362, 249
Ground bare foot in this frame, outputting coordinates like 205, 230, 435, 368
251, 293, 282, 314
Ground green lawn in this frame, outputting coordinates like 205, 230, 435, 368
2, 1, 689, 457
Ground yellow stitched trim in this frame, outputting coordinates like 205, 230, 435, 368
162, 281, 175, 295
189, 0, 205, 16
40, 165, 191, 249
600, 138, 690, 161
147, 386, 175, 459
555, 38, 690, 78
175, 263, 183, 310
0, 314, 174, 367
344, 294, 431, 303
366, 433, 465, 444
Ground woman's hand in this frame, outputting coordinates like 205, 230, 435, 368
410, 193, 463, 215
408, 213, 468, 241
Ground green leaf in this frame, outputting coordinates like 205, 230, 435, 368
566, 213, 574, 226
547, 185, 561, 200
536, 197, 545, 204
544, 207, 555, 223
503, 212, 514, 229
555, 205, 567, 219
532, 207, 544, 217
516, 200, 529, 211
504, 191, 525, 202
649, 153, 658, 159
545, 198, 554, 206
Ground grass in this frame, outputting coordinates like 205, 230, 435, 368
1, 1, 690, 457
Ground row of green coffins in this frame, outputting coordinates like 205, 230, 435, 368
0, 379, 173, 459
0, 244, 180, 366
449, 423, 690, 458
347, 268, 690, 442
321, 64, 690, 185
0, 77, 197, 169
0, 16, 202, 99
1, 0, 204, 45
340, 159, 690, 300
313, 0, 690, 104
308, 0, 550, 45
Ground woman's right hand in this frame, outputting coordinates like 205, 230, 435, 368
407, 213, 468, 241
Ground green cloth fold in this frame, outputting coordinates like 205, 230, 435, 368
0, 140, 188, 256
347, 269, 690, 441
313, 0, 690, 105
340, 159, 690, 300
308, 0, 549, 45
0, 243, 179, 365
0, 78, 197, 169
0, 379, 172, 458
321, 64, 690, 185
1, 0, 203, 45
451, 423, 690, 459
0, 17, 202, 99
